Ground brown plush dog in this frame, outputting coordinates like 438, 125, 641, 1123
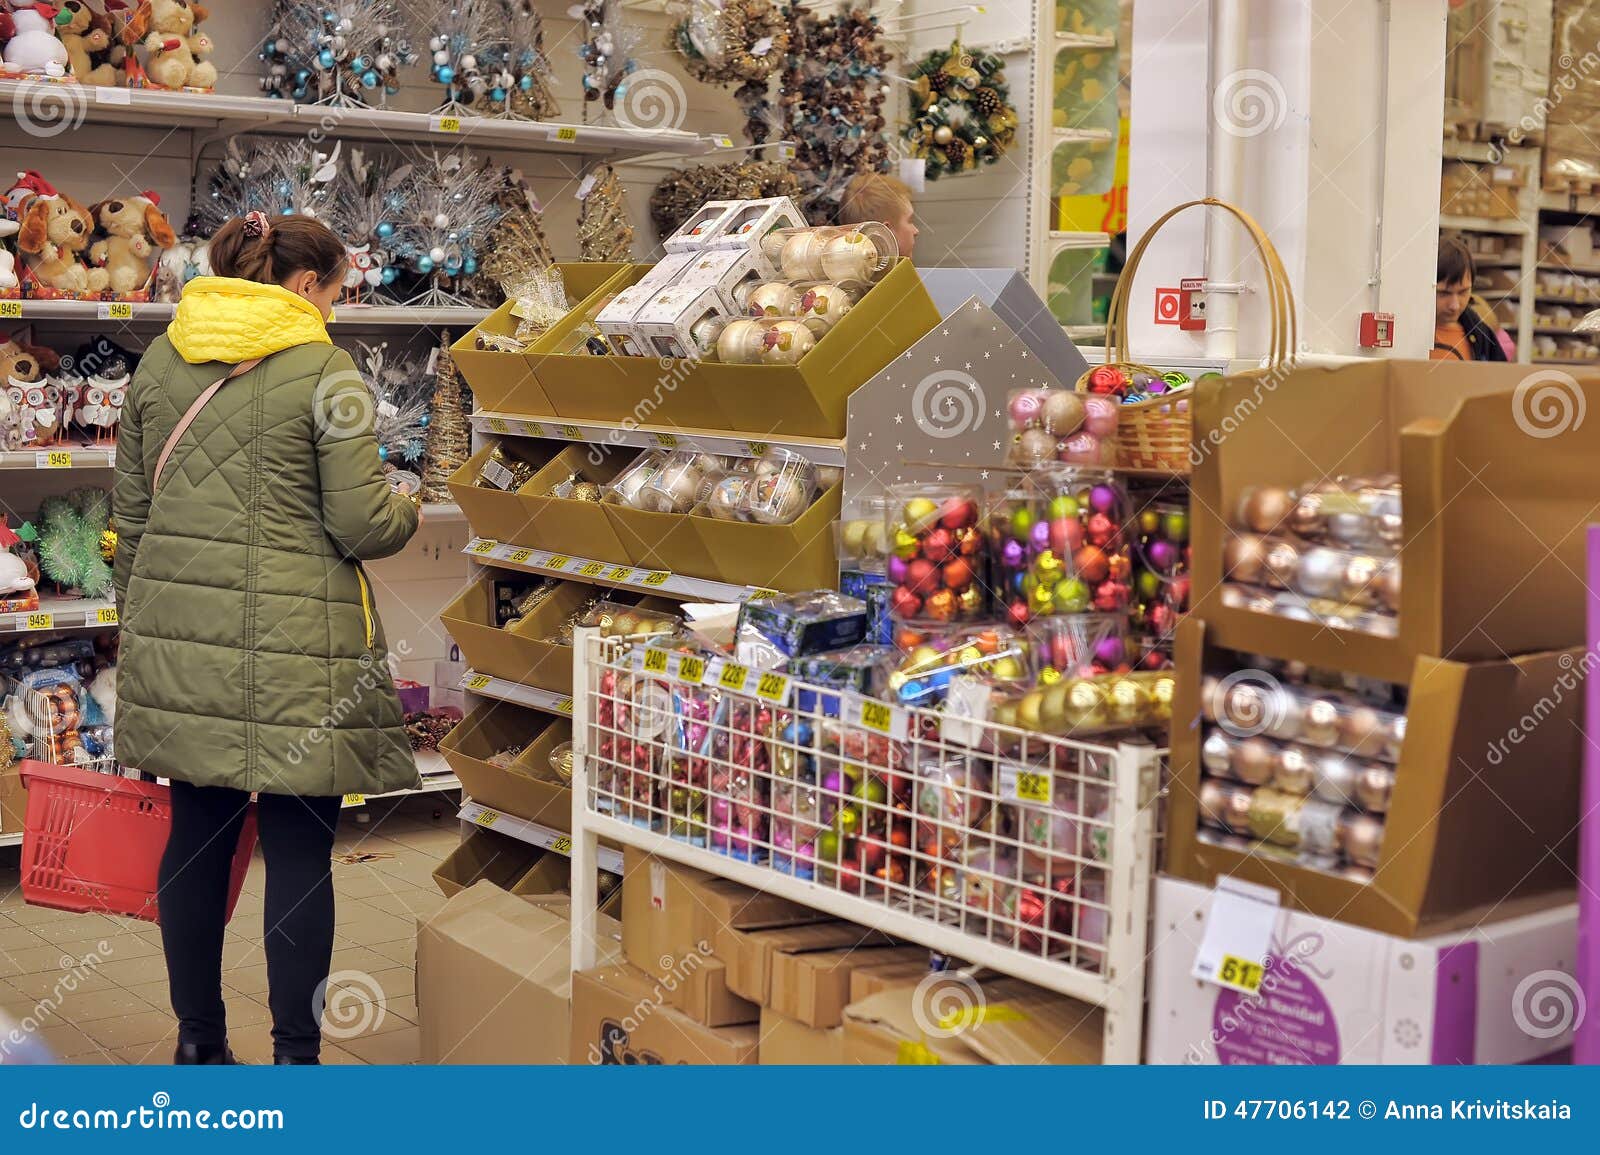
89, 192, 176, 294
17, 193, 109, 294
59, 1, 118, 85
122, 0, 215, 90
0, 335, 61, 384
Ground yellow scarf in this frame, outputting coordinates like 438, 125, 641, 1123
167, 276, 332, 364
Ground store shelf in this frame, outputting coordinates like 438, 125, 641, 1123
0, 832, 20, 848
1539, 260, 1600, 276
1439, 214, 1529, 235
470, 411, 847, 466
459, 799, 623, 873
1531, 326, 1597, 337
464, 537, 766, 602
0, 445, 115, 470
1050, 126, 1116, 143
1534, 357, 1600, 365
0, 299, 488, 328
457, 669, 573, 716
422, 502, 463, 521
0, 595, 118, 636
0, 80, 721, 159
342, 750, 461, 807
1054, 30, 1117, 48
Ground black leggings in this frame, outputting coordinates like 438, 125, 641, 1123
157, 781, 343, 1061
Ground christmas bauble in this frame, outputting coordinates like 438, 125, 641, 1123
746, 281, 800, 317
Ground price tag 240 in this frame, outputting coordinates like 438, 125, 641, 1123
676, 655, 706, 685
642, 648, 670, 674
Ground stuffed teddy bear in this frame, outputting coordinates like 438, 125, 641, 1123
89, 191, 175, 295
2, 0, 71, 76
58, 0, 118, 84
121, 0, 213, 90
17, 188, 109, 294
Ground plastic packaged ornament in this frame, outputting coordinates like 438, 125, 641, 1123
837, 502, 892, 568
638, 450, 731, 514
745, 281, 801, 317
1027, 613, 1129, 680
985, 486, 1039, 627
760, 318, 815, 364
885, 484, 986, 623
795, 281, 856, 335
474, 444, 536, 491
1222, 532, 1400, 620
706, 696, 771, 860
889, 626, 1029, 706
602, 450, 666, 508
703, 472, 751, 521
912, 753, 991, 882
1131, 501, 1190, 644
579, 600, 682, 639
741, 450, 817, 525
998, 669, 1174, 738
1197, 674, 1405, 764
1235, 475, 1403, 550
1005, 387, 1094, 466
763, 223, 897, 284
1015, 769, 1111, 879
1018, 468, 1131, 618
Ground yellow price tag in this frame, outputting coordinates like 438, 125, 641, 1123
652, 432, 678, 448
95, 606, 118, 626
896, 1041, 941, 1065
41, 450, 72, 468
748, 587, 778, 600
714, 135, 734, 147
755, 672, 788, 702
643, 648, 669, 674
1217, 954, 1265, 993
435, 115, 462, 133
554, 126, 579, 142
486, 417, 509, 434
0, 301, 23, 318
465, 673, 491, 691
507, 549, 531, 564
342, 793, 365, 808
1014, 770, 1052, 805
546, 555, 570, 570
551, 835, 573, 854
642, 570, 669, 586
559, 425, 582, 439
525, 422, 545, 437
938, 1004, 1026, 1031
860, 699, 892, 733
24, 611, 54, 631
744, 441, 768, 457
102, 302, 133, 320
555, 697, 574, 714
577, 561, 604, 577
677, 655, 705, 684
719, 662, 750, 692
469, 539, 498, 554
606, 565, 632, 582
474, 809, 500, 828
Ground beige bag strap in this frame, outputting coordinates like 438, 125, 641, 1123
152, 358, 263, 493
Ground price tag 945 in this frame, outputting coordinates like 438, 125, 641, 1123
0, 301, 24, 319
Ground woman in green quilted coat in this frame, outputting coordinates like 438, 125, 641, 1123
113, 212, 420, 1065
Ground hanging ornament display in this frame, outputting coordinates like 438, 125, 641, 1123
670, 0, 788, 145
326, 148, 414, 303
779, 4, 892, 218
497, 0, 560, 120
194, 137, 342, 237
649, 160, 802, 241
259, 0, 419, 107
389, 147, 505, 306
577, 164, 633, 262
478, 166, 555, 302
903, 39, 1018, 179
420, 331, 470, 503
357, 341, 432, 469
425, 0, 506, 114
573, 0, 638, 109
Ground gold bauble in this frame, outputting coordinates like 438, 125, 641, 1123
568, 482, 602, 503
933, 125, 954, 145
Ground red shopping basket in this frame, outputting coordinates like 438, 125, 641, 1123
16, 760, 256, 924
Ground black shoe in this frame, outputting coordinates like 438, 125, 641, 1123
273, 1055, 320, 1065
174, 1042, 239, 1065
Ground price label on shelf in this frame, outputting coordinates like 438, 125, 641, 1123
468, 539, 498, 555
606, 565, 632, 582
652, 432, 678, 448
554, 697, 574, 715
0, 301, 24, 319
641, 570, 670, 586
743, 441, 768, 457
998, 762, 1052, 806
341, 793, 365, 808
36, 450, 71, 469
754, 670, 791, 706
747, 587, 779, 601
576, 561, 604, 577
95, 606, 118, 626
642, 647, 670, 675
486, 417, 510, 434
558, 424, 582, 440
525, 422, 545, 438
94, 85, 132, 105
23, 612, 53, 632
506, 549, 531, 564
432, 115, 462, 133
1191, 877, 1280, 995
473, 808, 500, 828
98, 302, 133, 321
717, 662, 752, 693
713, 135, 735, 148
676, 654, 706, 685
545, 555, 570, 571
463, 673, 491, 692
550, 834, 573, 854
552, 125, 580, 142
845, 692, 908, 741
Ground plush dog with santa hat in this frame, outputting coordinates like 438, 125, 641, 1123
89, 189, 175, 296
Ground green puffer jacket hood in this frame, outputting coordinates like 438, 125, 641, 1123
112, 288, 421, 797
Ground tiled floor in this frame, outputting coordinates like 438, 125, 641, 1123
0, 793, 461, 1065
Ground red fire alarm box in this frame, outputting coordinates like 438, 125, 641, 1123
1179, 277, 1207, 332
1359, 311, 1395, 348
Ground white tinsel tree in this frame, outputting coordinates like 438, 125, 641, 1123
195, 138, 341, 236
425, 0, 507, 115
497, 0, 559, 119
356, 340, 432, 469
390, 148, 505, 306
260, 0, 418, 107
326, 148, 414, 302
575, 0, 640, 110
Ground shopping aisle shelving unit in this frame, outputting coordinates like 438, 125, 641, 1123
457, 798, 623, 874
462, 537, 773, 603
566, 630, 1167, 1064
469, 411, 848, 468
456, 669, 573, 717
1441, 140, 1538, 363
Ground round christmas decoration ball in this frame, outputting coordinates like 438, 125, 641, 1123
1201, 730, 1233, 775
841, 519, 869, 555
1373, 563, 1401, 612
820, 230, 884, 283
1223, 533, 1267, 584
1337, 705, 1386, 757
933, 125, 954, 145
1355, 764, 1395, 813
1162, 510, 1189, 542
1073, 545, 1109, 583
1086, 365, 1124, 394
921, 526, 955, 562
944, 557, 973, 589
902, 497, 940, 534
1081, 393, 1119, 437
924, 588, 958, 621
957, 584, 984, 616
1009, 389, 1045, 428
892, 527, 920, 559
1000, 539, 1024, 569
1231, 736, 1276, 785
761, 319, 815, 363
747, 281, 800, 317
1058, 431, 1113, 465
1240, 486, 1294, 534
890, 586, 922, 619
1048, 494, 1080, 521
1053, 577, 1090, 613
1296, 547, 1346, 599
1340, 812, 1385, 869
1029, 520, 1051, 553
1300, 698, 1341, 747
1093, 635, 1125, 668
1049, 516, 1083, 557
1147, 539, 1178, 572
1088, 484, 1117, 514
939, 495, 977, 530
886, 554, 908, 584
1274, 746, 1314, 794
1262, 540, 1302, 589
1040, 389, 1085, 433
905, 558, 939, 597
1085, 511, 1115, 546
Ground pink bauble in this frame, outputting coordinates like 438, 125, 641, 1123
1082, 394, 1120, 437
1009, 389, 1046, 430
887, 554, 908, 584
1049, 516, 1083, 556
1059, 431, 1114, 465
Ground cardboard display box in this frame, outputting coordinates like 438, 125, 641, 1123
1146, 877, 1577, 1064
431, 827, 548, 898
417, 883, 623, 1064
621, 848, 830, 1027
439, 575, 591, 693
570, 965, 760, 1065
444, 440, 572, 546
717, 920, 898, 1009
450, 261, 628, 417
1166, 618, 1584, 937
850, 958, 933, 1002
1191, 359, 1600, 683
0, 763, 26, 834
438, 700, 571, 831
453, 443, 634, 559
769, 944, 931, 1029
759, 1008, 844, 1064
841, 978, 1105, 1065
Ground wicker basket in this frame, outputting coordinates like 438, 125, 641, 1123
1078, 198, 1297, 473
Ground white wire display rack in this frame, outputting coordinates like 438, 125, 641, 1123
567, 629, 1166, 1062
